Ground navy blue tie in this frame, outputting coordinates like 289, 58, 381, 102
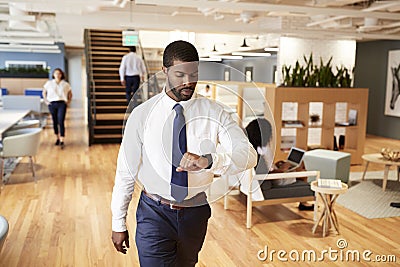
171, 104, 188, 202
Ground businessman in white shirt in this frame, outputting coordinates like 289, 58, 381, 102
119, 46, 146, 104
111, 40, 257, 266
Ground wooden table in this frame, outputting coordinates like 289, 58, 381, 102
311, 181, 348, 237
0, 108, 31, 138
361, 153, 400, 191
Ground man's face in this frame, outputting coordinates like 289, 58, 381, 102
165, 60, 199, 102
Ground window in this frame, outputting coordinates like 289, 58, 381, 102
5, 60, 47, 69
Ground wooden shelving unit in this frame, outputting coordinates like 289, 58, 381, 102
201, 80, 274, 124
265, 87, 369, 164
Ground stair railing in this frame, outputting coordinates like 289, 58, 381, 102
84, 29, 96, 145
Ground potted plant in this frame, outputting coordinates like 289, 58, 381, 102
280, 53, 353, 88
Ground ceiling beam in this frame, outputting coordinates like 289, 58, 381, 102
362, 1, 400, 12
0, 31, 50, 37
315, 0, 367, 7
0, 37, 55, 44
281, 27, 400, 40
307, 15, 347, 27
0, 13, 36, 21
135, 0, 400, 20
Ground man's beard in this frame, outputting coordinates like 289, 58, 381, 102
169, 83, 195, 101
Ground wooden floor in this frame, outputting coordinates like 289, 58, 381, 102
1, 101, 399, 266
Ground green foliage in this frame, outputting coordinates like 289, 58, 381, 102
0, 66, 49, 75
280, 53, 353, 88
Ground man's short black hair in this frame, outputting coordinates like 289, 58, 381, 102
129, 46, 136, 52
163, 40, 199, 68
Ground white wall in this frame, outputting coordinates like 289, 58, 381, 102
67, 50, 84, 100
277, 37, 356, 85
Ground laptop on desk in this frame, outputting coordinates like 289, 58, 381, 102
282, 147, 306, 172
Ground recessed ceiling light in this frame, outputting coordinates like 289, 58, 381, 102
232, 52, 272, 57
200, 57, 222, 62
264, 47, 279, 52
218, 55, 243, 60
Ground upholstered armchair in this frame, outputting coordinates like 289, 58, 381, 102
224, 170, 320, 228
0, 128, 42, 193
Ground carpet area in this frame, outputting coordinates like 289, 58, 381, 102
337, 171, 400, 219
349, 170, 398, 181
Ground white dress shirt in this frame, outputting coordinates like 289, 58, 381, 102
111, 89, 257, 232
119, 52, 146, 81
43, 79, 72, 102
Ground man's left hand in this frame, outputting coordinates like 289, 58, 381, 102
177, 152, 209, 172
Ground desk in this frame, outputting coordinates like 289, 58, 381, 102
361, 153, 400, 191
0, 109, 31, 138
311, 181, 348, 237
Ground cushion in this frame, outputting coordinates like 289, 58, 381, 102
304, 149, 351, 183
260, 180, 314, 200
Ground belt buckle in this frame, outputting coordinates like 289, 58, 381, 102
170, 203, 180, 210
169, 202, 183, 210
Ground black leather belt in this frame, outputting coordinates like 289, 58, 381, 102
142, 190, 185, 210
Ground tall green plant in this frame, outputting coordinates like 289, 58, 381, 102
303, 54, 317, 87
279, 53, 353, 88
281, 64, 291, 86
317, 57, 335, 87
335, 66, 352, 87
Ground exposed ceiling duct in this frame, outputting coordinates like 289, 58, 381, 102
235, 11, 257, 24
0, 0, 399, 49
8, 3, 35, 30
0, 3, 58, 47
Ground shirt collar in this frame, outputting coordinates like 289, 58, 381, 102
161, 87, 196, 111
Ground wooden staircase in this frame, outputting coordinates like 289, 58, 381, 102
85, 29, 127, 144
84, 29, 163, 145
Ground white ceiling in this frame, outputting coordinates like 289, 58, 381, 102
0, 0, 400, 53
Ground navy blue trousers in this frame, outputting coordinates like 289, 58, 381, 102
135, 192, 211, 267
48, 101, 67, 137
125, 75, 140, 104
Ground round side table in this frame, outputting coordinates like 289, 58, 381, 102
361, 153, 400, 191
311, 181, 348, 237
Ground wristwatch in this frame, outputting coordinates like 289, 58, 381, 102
202, 154, 213, 169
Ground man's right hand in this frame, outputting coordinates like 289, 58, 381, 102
112, 230, 130, 254
121, 80, 126, 86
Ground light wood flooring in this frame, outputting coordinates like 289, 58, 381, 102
0, 101, 399, 266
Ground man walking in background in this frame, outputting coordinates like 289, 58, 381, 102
119, 46, 146, 104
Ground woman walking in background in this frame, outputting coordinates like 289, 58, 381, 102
43, 68, 72, 149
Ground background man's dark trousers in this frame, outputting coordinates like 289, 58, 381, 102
124, 75, 140, 104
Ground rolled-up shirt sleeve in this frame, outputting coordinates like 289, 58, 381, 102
111, 113, 142, 232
